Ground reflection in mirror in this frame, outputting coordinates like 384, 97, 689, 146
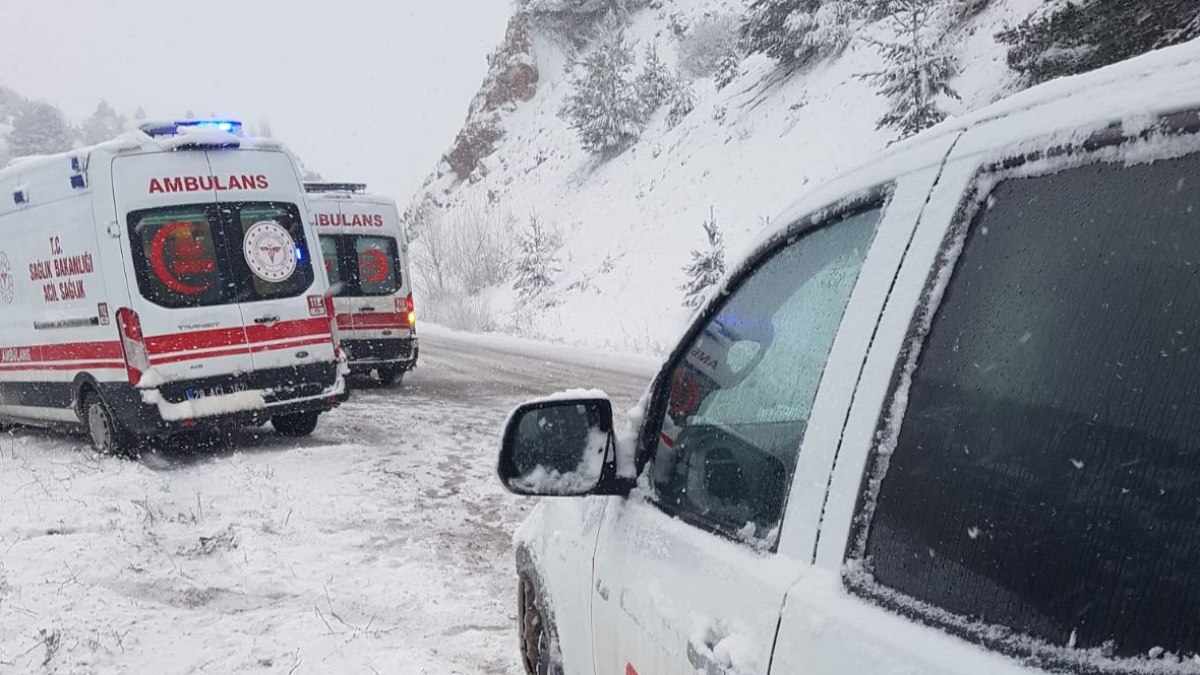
500, 398, 613, 496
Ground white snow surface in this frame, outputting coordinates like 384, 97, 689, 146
415, 0, 1046, 353
0, 375, 534, 674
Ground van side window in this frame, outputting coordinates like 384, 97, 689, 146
649, 205, 882, 546
128, 207, 232, 309
858, 152, 1200, 661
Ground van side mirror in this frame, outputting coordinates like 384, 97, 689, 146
498, 397, 615, 497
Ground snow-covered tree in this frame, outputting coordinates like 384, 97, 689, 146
133, 106, 147, 121
859, 0, 959, 138
803, 1, 856, 57
81, 100, 127, 145
998, 0, 1200, 86
741, 0, 853, 66
636, 43, 673, 117
6, 102, 74, 157
678, 12, 742, 79
680, 209, 727, 309
559, 31, 645, 155
514, 214, 563, 303
667, 75, 697, 128
713, 50, 743, 90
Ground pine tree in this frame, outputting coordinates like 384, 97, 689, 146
803, 1, 856, 57
667, 74, 696, 128
635, 43, 673, 117
559, 31, 646, 155
81, 100, 127, 145
742, 0, 818, 65
680, 209, 727, 309
859, 0, 959, 138
998, 0, 1200, 86
713, 49, 742, 90
6, 102, 74, 157
514, 214, 563, 303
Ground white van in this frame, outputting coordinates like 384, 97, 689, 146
0, 120, 345, 454
495, 42, 1200, 675
306, 182, 417, 385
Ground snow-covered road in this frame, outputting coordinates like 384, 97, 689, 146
0, 327, 658, 674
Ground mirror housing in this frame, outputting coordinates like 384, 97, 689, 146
498, 396, 629, 497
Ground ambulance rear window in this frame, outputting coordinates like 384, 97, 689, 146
129, 207, 232, 309
233, 204, 314, 301
320, 235, 343, 291
353, 235, 400, 296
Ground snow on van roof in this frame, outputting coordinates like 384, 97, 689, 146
0, 127, 287, 182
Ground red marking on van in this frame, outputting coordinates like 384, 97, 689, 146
626, 664, 639, 675
148, 174, 269, 194
313, 213, 384, 228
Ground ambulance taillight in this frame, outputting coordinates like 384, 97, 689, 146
399, 294, 415, 328
116, 308, 150, 385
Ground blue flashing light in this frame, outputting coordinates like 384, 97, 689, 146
69, 174, 86, 189
139, 118, 244, 138
294, 246, 305, 262
70, 156, 81, 172
12, 189, 27, 205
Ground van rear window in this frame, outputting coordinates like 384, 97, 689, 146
319, 234, 401, 297
128, 202, 314, 309
129, 207, 231, 309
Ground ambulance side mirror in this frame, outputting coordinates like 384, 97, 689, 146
498, 397, 623, 497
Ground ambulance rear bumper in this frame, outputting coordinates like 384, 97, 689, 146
344, 337, 419, 373
98, 363, 344, 436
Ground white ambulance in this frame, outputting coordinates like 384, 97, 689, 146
306, 182, 418, 386
0, 119, 346, 454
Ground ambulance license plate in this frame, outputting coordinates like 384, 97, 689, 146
186, 383, 248, 400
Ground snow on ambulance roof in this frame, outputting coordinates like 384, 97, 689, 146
0, 125, 286, 183
740, 37, 1200, 277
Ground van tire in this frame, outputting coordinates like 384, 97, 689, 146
518, 573, 563, 675
374, 366, 404, 387
84, 392, 136, 456
271, 411, 320, 437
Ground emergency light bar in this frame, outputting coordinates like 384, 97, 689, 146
139, 119, 244, 138
304, 182, 368, 194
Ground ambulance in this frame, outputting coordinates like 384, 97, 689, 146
0, 119, 346, 454
305, 182, 417, 386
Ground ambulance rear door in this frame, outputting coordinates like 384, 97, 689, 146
111, 152, 254, 386
205, 150, 333, 376
341, 199, 409, 338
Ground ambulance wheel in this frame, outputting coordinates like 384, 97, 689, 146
271, 411, 320, 437
84, 393, 135, 456
374, 366, 404, 387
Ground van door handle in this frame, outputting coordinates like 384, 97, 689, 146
254, 315, 280, 325
360, 306, 375, 312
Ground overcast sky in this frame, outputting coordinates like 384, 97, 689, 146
0, 0, 512, 205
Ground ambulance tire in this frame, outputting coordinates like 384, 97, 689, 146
374, 366, 404, 387
84, 392, 137, 457
271, 411, 320, 437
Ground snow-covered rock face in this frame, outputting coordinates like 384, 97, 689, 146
406, 0, 1046, 354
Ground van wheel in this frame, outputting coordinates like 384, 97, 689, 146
84, 393, 136, 456
271, 411, 320, 436
374, 366, 404, 387
519, 574, 563, 675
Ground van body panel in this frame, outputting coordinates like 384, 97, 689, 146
0, 137, 343, 438
309, 190, 417, 375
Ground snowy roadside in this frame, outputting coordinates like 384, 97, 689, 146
0, 358, 585, 674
